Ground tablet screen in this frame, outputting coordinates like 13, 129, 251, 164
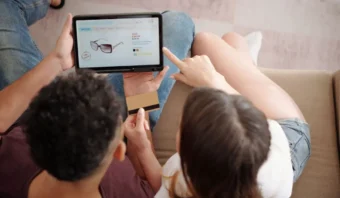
75, 17, 160, 68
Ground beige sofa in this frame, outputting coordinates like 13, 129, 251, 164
153, 68, 340, 198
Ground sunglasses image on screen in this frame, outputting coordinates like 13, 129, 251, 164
90, 39, 124, 54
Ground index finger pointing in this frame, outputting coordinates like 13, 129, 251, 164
163, 47, 185, 69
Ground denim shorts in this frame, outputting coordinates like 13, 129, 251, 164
277, 118, 311, 182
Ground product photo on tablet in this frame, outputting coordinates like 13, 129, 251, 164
73, 12, 163, 73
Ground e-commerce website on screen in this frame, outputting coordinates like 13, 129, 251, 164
76, 17, 160, 68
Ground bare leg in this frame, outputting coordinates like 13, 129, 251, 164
192, 32, 305, 121
221, 32, 254, 66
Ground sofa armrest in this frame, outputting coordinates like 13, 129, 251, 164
332, 71, 340, 160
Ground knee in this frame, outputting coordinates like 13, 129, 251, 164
162, 11, 195, 51
162, 11, 195, 34
221, 32, 244, 43
162, 11, 193, 24
192, 32, 216, 53
194, 32, 215, 43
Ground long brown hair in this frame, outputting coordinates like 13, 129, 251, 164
171, 88, 271, 198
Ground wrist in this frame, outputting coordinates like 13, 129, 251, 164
48, 52, 63, 73
209, 74, 229, 92
127, 135, 151, 152
136, 144, 153, 156
128, 137, 151, 152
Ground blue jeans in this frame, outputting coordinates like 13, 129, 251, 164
0, 0, 48, 89
277, 118, 311, 182
0, 0, 195, 129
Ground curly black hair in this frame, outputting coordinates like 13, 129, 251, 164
23, 70, 123, 181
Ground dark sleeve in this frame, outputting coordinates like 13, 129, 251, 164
100, 156, 155, 198
0, 127, 40, 198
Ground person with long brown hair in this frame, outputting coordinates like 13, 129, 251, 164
125, 32, 311, 198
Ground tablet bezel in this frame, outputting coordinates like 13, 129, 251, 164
73, 13, 163, 73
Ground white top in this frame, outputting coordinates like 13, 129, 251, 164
155, 120, 293, 198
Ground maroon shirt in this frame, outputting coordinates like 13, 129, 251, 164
0, 127, 154, 198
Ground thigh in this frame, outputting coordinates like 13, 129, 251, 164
192, 32, 304, 121
149, 11, 195, 129
0, 0, 48, 90
10, 0, 49, 26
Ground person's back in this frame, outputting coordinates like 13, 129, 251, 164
0, 71, 154, 198
156, 88, 294, 198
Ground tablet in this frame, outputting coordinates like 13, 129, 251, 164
73, 13, 163, 73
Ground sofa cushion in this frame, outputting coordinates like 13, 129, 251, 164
153, 68, 340, 198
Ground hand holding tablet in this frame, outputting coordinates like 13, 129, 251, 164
72, 13, 167, 114
73, 13, 163, 73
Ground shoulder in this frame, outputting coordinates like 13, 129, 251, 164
161, 153, 182, 194
162, 153, 181, 177
0, 127, 34, 164
267, 120, 292, 156
155, 153, 191, 198
257, 120, 293, 198
0, 127, 40, 197
100, 156, 154, 198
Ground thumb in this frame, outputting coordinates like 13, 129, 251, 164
136, 108, 146, 130
61, 14, 73, 38
152, 66, 169, 85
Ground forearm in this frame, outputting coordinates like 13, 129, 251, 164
128, 143, 146, 178
136, 147, 162, 193
128, 114, 154, 179
210, 73, 239, 95
0, 53, 62, 132
216, 81, 239, 95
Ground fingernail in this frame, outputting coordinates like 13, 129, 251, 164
146, 122, 150, 130
138, 108, 144, 115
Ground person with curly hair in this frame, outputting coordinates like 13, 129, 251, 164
0, 0, 195, 197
